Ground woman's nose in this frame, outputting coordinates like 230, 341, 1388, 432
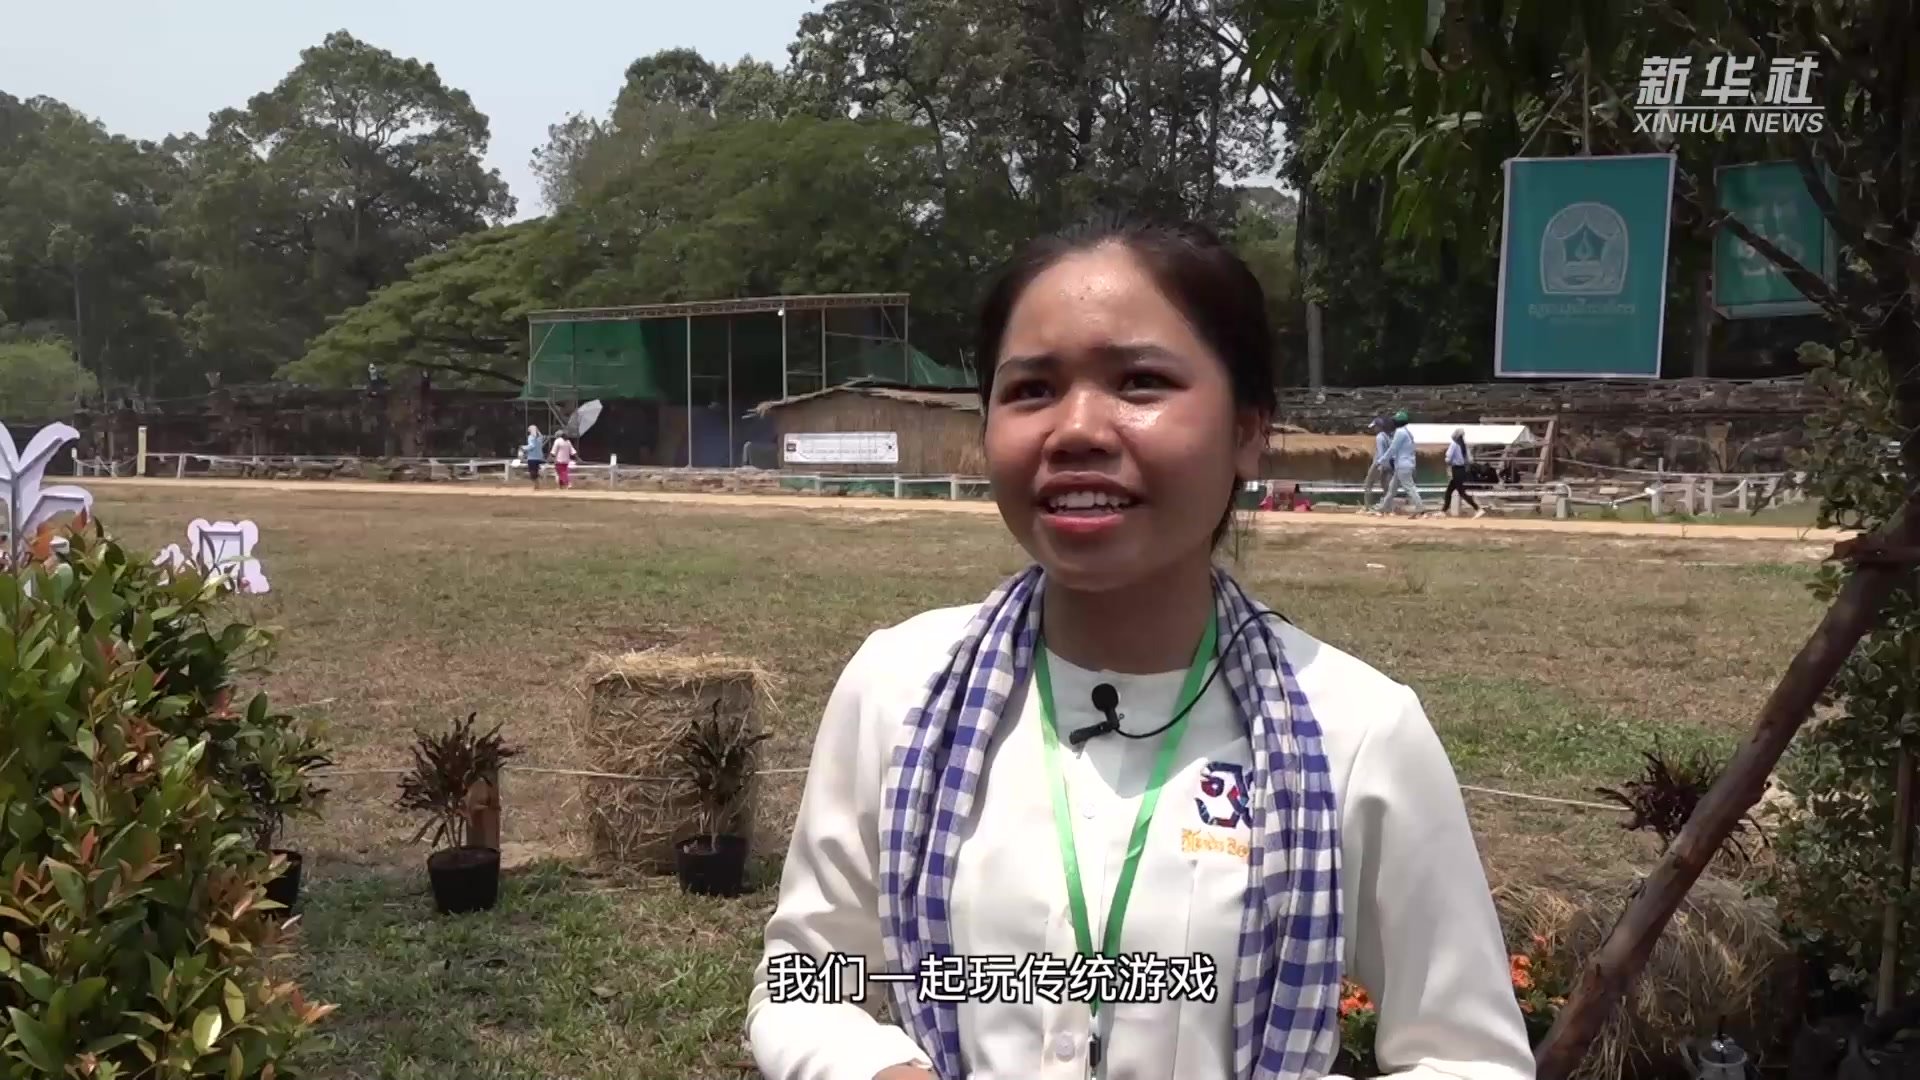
1047, 385, 1120, 455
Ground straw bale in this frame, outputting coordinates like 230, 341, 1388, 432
1495, 871, 1798, 1080
572, 651, 778, 874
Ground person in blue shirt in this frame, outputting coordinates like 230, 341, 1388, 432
1361, 416, 1390, 512
1373, 410, 1424, 516
523, 425, 546, 488
1443, 428, 1487, 518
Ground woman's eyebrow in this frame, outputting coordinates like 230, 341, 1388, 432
996, 343, 1183, 373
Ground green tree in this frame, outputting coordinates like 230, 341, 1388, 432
1766, 341, 1920, 1008
295, 115, 953, 386
0, 95, 186, 396
281, 221, 578, 388
1244, 0, 1920, 1069
163, 31, 514, 384
531, 49, 803, 211
0, 338, 97, 419
791, 0, 1277, 232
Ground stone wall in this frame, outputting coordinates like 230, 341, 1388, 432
1276, 377, 1815, 474
69, 384, 701, 468
40, 375, 1818, 478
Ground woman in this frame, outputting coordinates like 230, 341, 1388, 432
551, 433, 576, 489
747, 217, 1532, 1080
1444, 428, 1487, 519
523, 425, 545, 488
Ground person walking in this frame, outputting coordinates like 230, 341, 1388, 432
551, 433, 576, 489
1360, 416, 1390, 514
1374, 410, 1425, 516
1444, 428, 1487, 518
522, 425, 545, 489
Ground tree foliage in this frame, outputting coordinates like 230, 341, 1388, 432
1, 31, 513, 396
346, 13, 1296, 386
0, 339, 96, 420
1247, 0, 1920, 1024
0, 96, 183, 395
3, 15, 1300, 395
1762, 341, 1920, 1000
1253, 0, 1889, 380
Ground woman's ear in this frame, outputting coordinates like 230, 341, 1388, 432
1233, 407, 1268, 481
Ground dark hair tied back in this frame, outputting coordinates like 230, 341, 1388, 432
972, 212, 1280, 550
973, 211, 1278, 418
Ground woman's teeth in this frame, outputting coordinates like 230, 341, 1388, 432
1045, 491, 1137, 512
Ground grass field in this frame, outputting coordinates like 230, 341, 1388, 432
90, 484, 1832, 1080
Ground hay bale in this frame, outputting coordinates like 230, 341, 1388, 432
1496, 871, 1799, 1080
573, 652, 776, 875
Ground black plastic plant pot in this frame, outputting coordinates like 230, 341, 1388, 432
427, 846, 501, 915
674, 834, 749, 897
265, 849, 303, 914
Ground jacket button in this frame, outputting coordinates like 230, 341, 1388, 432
1052, 1032, 1078, 1061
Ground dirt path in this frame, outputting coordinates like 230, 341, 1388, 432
88, 475, 1849, 544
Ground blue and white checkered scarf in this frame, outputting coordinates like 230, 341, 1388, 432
878, 564, 1343, 1080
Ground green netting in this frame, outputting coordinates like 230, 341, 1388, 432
522, 303, 966, 405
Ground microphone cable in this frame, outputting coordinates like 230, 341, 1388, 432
1065, 607, 1292, 746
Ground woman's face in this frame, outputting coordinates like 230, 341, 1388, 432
984, 244, 1265, 594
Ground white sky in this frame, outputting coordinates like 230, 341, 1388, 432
0, 0, 1287, 219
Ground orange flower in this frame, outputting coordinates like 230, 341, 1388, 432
1508, 955, 1534, 991
1339, 980, 1373, 1017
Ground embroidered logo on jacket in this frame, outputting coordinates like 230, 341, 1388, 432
1194, 761, 1250, 830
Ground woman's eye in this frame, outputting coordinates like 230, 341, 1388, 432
1000, 380, 1052, 402
1121, 371, 1175, 392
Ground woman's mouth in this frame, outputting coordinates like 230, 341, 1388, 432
1042, 490, 1139, 514
1037, 489, 1140, 535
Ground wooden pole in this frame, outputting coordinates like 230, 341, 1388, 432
1534, 495, 1920, 1080
464, 772, 501, 851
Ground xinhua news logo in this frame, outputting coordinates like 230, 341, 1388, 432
1634, 55, 1824, 135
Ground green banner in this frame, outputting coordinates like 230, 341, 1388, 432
1496, 154, 1676, 379
1714, 161, 1836, 320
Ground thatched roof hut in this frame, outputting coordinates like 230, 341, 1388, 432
749, 380, 983, 474
1262, 426, 1447, 482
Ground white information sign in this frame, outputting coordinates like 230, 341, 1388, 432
782, 432, 900, 466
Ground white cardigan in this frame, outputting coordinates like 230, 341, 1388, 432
748, 605, 1534, 1080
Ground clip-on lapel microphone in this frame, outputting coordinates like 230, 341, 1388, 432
1067, 683, 1123, 748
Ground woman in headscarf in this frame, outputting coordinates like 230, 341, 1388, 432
523, 425, 545, 488
747, 216, 1532, 1080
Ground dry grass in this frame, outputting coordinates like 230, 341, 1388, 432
574, 652, 775, 873
1496, 873, 1798, 1080
86, 483, 1831, 1079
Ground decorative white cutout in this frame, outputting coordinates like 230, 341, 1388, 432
1, 422, 93, 568
154, 518, 270, 595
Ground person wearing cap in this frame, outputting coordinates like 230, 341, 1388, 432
1444, 428, 1487, 518
1374, 410, 1425, 516
1360, 417, 1391, 515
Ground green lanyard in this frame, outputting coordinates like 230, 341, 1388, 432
1034, 614, 1217, 1028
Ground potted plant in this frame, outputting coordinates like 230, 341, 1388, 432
394, 712, 521, 915
671, 700, 772, 897
237, 722, 333, 915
